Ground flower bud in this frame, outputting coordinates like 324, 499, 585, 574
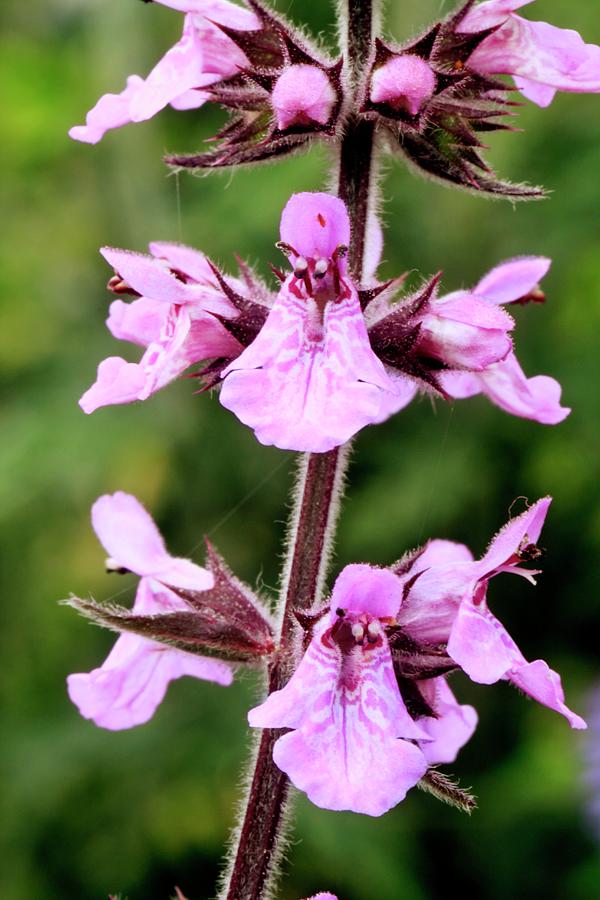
271, 64, 337, 130
370, 54, 436, 115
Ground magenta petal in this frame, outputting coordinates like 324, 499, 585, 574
79, 357, 148, 413
91, 492, 213, 589
439, 370, 482, 400
420, 295, 513, 369
251, 623, 427, 815
101, 247, 193, 305
397, 558, 475, 645
274, 725, 426, 816
91, 492, 169, 574
220, 281, 394, 452
280, 193, 351, 261
470, 352, 570, 424
370, 370, 418, 424
67, 633, 231, 730
129, 17, 206, 122
156, 0, 260, 30
419, 679, 478, 764
478, 496, 551, 577
448, 601, 519, 684
69, 75, 144, 144
475, 257, 551, 305
412, 539, 475, 570
107, 298, 166, 346
459, 0, 533, 32
468, 15, 600, 102
508, 659, 587, 729
329, 565, 404, 619
149, 240, 215, 284
512, 75, 557, 107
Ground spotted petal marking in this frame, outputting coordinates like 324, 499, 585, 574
220, 281, 394, 452
250, 619, 428, 816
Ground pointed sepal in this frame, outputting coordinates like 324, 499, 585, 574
418, 769, 477, 814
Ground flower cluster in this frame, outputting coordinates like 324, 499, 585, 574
71, 0, 600, 194
69, 493, 585, 817
81, 192, 568, 451
65, 1, 592, 882
249, 498, 585, 815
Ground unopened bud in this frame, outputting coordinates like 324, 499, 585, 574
271, 64, 337, 131
370, 54, 436, 116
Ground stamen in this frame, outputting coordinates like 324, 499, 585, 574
293, 257, 309, 277
275, 241, 299, 258
367, 621, 380, 644
105, 557, 130, 575
351, 623, 365, 642
314, 258, 329, 279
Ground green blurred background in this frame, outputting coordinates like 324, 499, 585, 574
2, 0, 600, 897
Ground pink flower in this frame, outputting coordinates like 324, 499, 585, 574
69, 0, 259, 143
397, 498, 586, 729
369, 55, 437, 116
371, 255, 569, 426
80, 242, 241, 413
436, 256, 569, 424
248, 565, 474, 816
271, 64, 338, 130
219, 193, 396, 452
460, 0, 600, 107
67, 492, 233, 730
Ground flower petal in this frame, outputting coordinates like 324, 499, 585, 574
329, 565, 404, 619
509, 659, 587, 729
468, 15, 600, 103
418, 679, 478, 764
100, 247, 194, 305
156, 0, 260, 30
397, 557, 475, 645
67, 636, 231, 730
475, 257, 551, 305
477, 496, 551, 577
79, 357, 148, 413
459, 0, 533, 32
91, 492, 213, 590
447, 600, 519, 684
128, 16, 207, 122
220, 281, 394, 452
444, 352, 571, 425
251, 622, 427, 815
69, 76, 144, 144
280, 193, 351, 261
91, 492, 170, 575
107, 298, 167, 347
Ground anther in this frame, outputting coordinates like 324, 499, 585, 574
314, 258, 329, 279
351, 623, 365, 642
105, 557, 131, 575
293, 257, 309, 277
367, 621, 380, 644
335, 607, 346, 617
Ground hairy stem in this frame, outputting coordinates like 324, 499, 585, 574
219, 3, 378, 897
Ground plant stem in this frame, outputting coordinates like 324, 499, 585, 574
220, 3, 378, 897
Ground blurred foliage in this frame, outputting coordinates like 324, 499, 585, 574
1, 0, 600, 898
